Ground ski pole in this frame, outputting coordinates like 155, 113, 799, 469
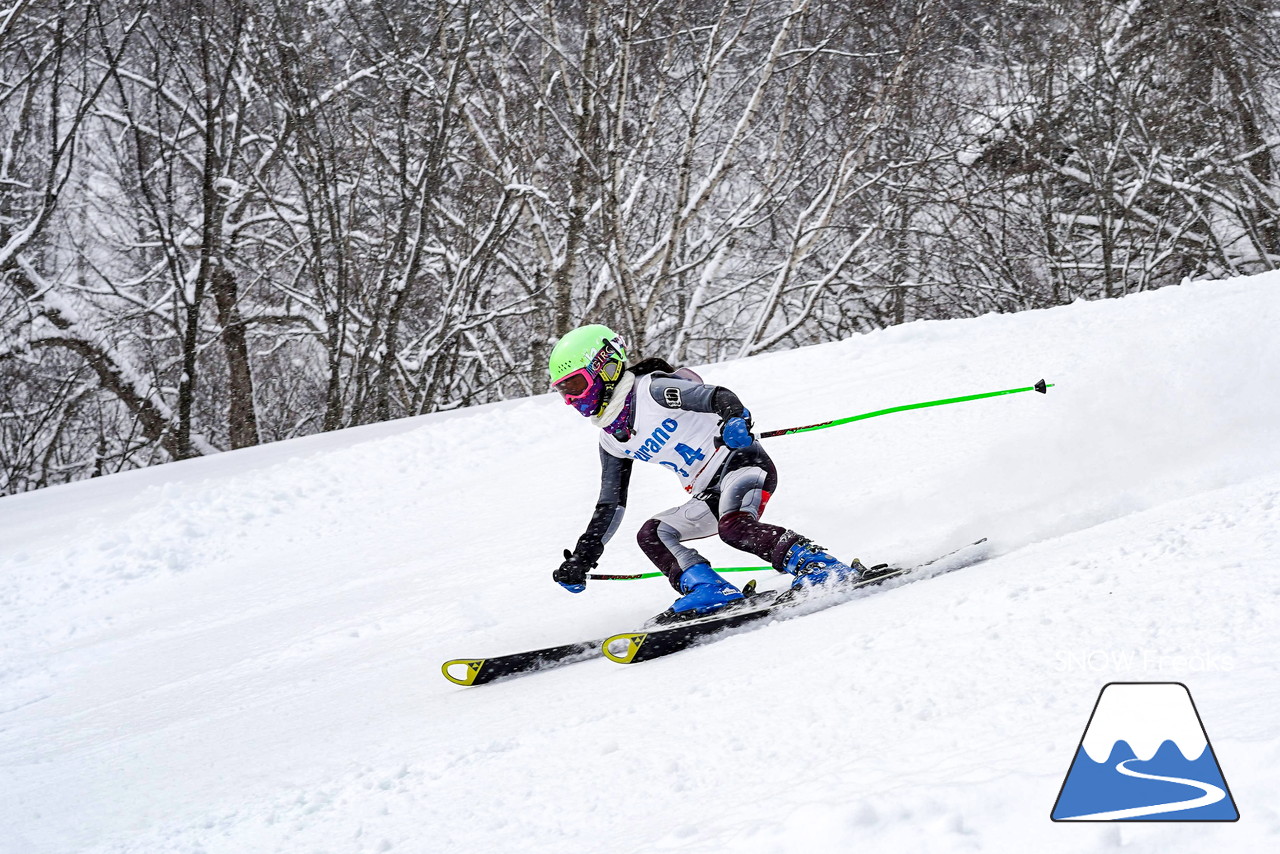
586, 380, 1050, 581
589, 565, 767, 581
759, 378, 1051, 438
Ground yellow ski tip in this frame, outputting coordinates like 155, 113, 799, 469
441, 658, 486, 686
602, 633, 648, 664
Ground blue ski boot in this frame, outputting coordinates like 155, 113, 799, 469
669, 563, 745, 618
782, 540, 865, 590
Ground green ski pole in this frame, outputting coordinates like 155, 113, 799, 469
759, 378, 1051, 438
589, 565, 767, 581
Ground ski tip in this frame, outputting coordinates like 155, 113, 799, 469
442, 658, 486, 686
602, 633, 647, 664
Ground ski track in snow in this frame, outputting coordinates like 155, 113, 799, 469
2, 277, 1279, 853
1058, 758, 1226, 821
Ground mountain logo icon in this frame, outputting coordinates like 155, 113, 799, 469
1051, 682, 1239, 821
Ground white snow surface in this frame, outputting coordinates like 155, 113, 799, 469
3, 276, 1279, 853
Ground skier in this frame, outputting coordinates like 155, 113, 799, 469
548, 323, 866, 623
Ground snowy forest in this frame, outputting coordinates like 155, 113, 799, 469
1, 0, 1276, 494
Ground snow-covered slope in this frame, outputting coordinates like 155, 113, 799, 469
2, 276, 1278, 854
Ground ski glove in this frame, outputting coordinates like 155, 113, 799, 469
554, 548, 593, 593
720, 408, 754, 449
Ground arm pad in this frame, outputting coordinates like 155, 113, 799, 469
649, 376, 747, 421
573, 448, 632, 563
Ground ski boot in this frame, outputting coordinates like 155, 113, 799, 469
782, 539, 866, 591
653, 563, 745, 624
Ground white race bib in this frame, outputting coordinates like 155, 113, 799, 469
600, 374, 722, 491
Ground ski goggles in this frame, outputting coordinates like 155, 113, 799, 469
553, 358, 623, 402
553, 368, 595, 401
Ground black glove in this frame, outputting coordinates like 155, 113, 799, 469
553, 548, 594, 593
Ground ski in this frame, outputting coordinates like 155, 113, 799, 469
441, 638, 607, 686
601, 538, 989, 666
441, 538, 988, 685
439, 580, 776, 686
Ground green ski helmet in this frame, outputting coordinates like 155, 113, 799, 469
548, 324, 628, 417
